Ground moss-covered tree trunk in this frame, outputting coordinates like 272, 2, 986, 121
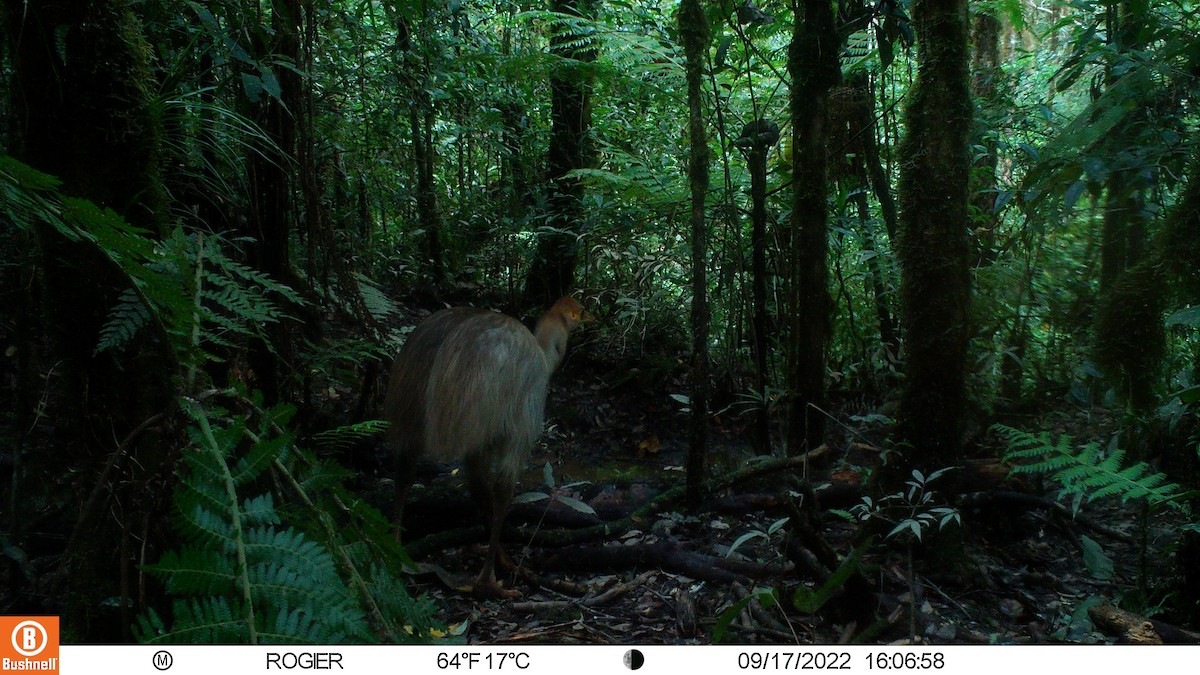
786, 0, 840, 455
894, 0, 973, 468
1096, 150, 1200, 413
833, 0, 899, 368
680, 0, 709, 509
389, 6, 443, 285
1094, 152, 1200, 616
970, 10, 1027, 402
5, 0, 169, 639
413, 12, 442, 282
500, 101, 536, 298
524, 0, 595, 308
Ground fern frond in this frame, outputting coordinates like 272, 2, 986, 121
258, 605, 345, 645
143, 549, 236, 595
139, 398, 437, 644
96, 288, 152, 353
993, 424, 1187, 512
354, 273, 398, 322
136, 597, 250, 644
241, 494, 281, 527
311, 420, 389, 453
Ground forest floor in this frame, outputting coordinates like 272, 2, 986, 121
368, 304, 1190, 646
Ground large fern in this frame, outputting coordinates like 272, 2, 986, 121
993, 424, 1188, 513
106, 227, 302, 364
2, 155, 300, 374
134, 397, 437, 644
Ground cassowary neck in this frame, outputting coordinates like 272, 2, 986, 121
535, 310, 570, 372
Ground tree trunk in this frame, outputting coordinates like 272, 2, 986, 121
6, 0, 168, 455
414, 99, 442, 280
1099, 152, 1200, 611
524, 0, 595, 308
499, 101, 538, 304
849, 162, 899, 358
679, 0, 710, 509
244, 0, 304, 402
893, 0, 973, 468
1098, 0, 1150, 294
741, 124, 774, 455
1096, 148, 1200, 415
786, 0, 840, 455
5, 0, 169, 639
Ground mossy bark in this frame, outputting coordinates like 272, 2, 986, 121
1098, 0, 1151, 294
1095, 153, 1200, 412
837, 69, 900, 361
1096, 154, 1200, 619
748, 139, 772, 454
786, 0, 840, 455
893, 0, 973, 467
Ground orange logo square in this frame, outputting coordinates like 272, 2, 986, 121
1, 617, 59, 674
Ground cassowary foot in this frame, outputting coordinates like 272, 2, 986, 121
495, 547, 518, 573
472, 575, 521, 599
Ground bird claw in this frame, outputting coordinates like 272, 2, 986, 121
472, 578, 521, 599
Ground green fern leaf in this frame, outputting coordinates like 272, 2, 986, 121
97, 288, 152, 354
993, 424, 1186, 512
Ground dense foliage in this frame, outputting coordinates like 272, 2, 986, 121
1, 0, 1198, 644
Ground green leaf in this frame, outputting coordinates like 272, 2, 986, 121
1063, 179, 1086, 212
714, 36, 732, 71
513, 491, 550, 504
258, 66, 283, 102
1166, 306, 1200, 328
713, 589, 778, 644
241, 73, 265, 103
1080, 535, 1114, 581
875, 25, 894, 70
554, 495, 596, 515
999, 0, 1025, 31
726, 531, 766, 558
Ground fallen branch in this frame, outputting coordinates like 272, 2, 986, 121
1089, 604, 1200, 644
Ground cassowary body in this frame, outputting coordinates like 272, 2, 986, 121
385, 297, 585, 597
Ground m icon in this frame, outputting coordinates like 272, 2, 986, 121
152, 650, 174, 671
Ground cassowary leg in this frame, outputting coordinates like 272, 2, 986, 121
394, 446, 418, 542
467, 453, 519, 598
